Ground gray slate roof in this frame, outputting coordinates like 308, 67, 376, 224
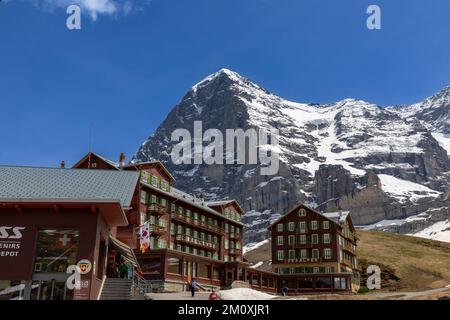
323, 211, 350, 224
0, 166, 139, 207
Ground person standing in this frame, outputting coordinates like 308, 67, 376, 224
190, 278, 198, 297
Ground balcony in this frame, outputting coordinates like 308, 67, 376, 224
175, 234, 218, 251
342, 245, 356, 255
229, 248, 242, 256
172, 214, 224, 235
147, 203, 168, 216
149, 224, 166, 237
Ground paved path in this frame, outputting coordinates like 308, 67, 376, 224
145, 292, 211, 300
368, 286, 450, 299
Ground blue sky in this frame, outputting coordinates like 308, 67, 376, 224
1, 0, 450, 167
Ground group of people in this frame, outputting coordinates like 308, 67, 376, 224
115, 260, 131, 279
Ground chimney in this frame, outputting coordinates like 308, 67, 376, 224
119, 152, 126, 167
60, 161, 65, 169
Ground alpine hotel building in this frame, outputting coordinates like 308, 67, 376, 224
0, 151, 360, 299
269, 204, 360, 293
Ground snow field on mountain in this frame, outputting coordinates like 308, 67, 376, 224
378, 174, 442, 203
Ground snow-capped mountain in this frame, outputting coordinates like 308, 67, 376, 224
133, 69, 450, 243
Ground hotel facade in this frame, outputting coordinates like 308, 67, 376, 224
269, 203, 361, 294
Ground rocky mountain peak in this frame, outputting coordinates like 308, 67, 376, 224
133, 70, 450, 243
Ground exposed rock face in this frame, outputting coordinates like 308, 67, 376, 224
132, 69, 450, 243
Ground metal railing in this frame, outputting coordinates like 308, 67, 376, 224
132, 271, 153, 296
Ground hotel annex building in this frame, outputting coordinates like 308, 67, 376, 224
0, 151, 359, 299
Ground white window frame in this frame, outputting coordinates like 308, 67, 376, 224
288, 222, 295, 231
277, 250, 284, 261
312, 234, 319, 244
277, 236, 284, 246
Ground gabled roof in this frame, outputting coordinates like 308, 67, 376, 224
123, 161, 175, 182
72, 151, 119, 170
206, 200, 244, 214
322, 210, 350, 224
268, 203, 351, 229
0, 166, 139, 208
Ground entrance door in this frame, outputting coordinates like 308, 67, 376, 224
30, 280, 69, 300
226, 269, 234, 286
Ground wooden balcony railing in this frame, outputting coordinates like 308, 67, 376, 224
172, 214, 223, 235
342, 245, 356, 255
149, 224, 166, 236
147, 203, 168, 216
175, 234, 217, 251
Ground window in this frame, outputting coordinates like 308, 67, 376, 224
151, 175, 158, 187
288, 222, 295, 231
324, 248, 332, 259
311, 221, 318, 230
312, 234, 319, 244
323, 233, 331, 244
334, 277, 347, 289
224, 239, 229, 249
167, 258, 181, 274
277, 223, 284, 232
277, 236, 284, 246
161, 179, 169, 191
140, 191, 148, 204
198, 263, 209, 278
299, 234, 307, 244
298, 208, 306, 217
312, 249, 319, 259
313, 267, 320, 273
277, 250, 284, 261
315, 277, 332, 289
298, 278, 313, 288
288, 235, 295, 245
300, 249, 307, 259
323, 221, 330, 229
34, 229, 79, 274
299, 221, 306, 232
325, 266, 334, 273
288, 250, 295, 259
213, 268, 220, 280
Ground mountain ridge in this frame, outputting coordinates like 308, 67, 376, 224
133, 69, 450, 244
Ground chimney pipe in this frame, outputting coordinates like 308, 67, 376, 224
119, 152, 126, 167
60, 161, 65, 169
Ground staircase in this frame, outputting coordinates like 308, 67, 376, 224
100, 278, 132, 300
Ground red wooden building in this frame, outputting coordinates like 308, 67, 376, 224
269, 203, 361, 294
72, 152, 278, 293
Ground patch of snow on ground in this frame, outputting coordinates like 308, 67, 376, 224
218, 288, 276, 300
378, 174, 442, 203
249, 261, 263, 269
243, 239, 269, 254
410, 220, 450, 243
